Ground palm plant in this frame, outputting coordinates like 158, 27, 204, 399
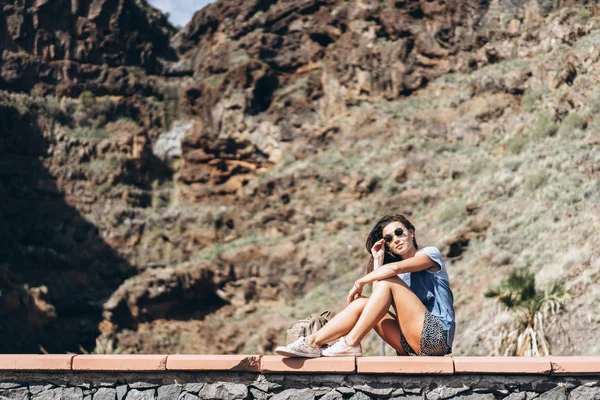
77, 337, 122, 354
484, 268, 569, 356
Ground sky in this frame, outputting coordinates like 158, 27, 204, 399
148, 0, 216, 28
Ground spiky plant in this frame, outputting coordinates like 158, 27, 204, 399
484, 269, 569, 356
78, 337, 122, 355
93, 337, 122, 354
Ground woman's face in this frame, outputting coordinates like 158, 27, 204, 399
382, 221, 413, 257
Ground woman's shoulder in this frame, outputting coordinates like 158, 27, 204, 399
417, 246, 442, 258
417, 247, 448, 274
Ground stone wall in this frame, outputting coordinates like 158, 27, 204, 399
0, 355, 599, 399
1, 371, 600, 399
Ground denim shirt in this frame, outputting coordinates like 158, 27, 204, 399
397, 247, 456, 352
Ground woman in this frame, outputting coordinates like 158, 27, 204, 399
275, 214, 455, 357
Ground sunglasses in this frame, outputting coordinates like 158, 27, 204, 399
383, 227, 405, 243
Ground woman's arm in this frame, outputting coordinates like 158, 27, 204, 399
355, 253, 436, 287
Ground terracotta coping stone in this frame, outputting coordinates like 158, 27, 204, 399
166, 355, 261, 372
260, 356, 356, 373
72, 355, 167, 371
550, 357, 600, 375
1, 356, 597, 375
453, 357, 552, 374
0, 355, 74, 371
357, 356, 454, 374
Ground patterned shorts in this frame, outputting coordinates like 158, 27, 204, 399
396, 309, 450, 356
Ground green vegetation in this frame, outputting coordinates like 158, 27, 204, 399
568, 5, 593, 24
589, 114, 600, 131
79, 90, 96, 108
64, 126, 110, 141
531, 114, 558, 138
557, 111, 586, 137
521, 86, 548, 112
91, 338, 122, 354
231, 54, 250, 67
587, 88, 600, 114
161, 86, 180, 130
484, 269, 569, 356
507, 133, 527, 154
376, 89, 468, 121
525, 170, 549, 191
438, 199, 465, 224
194, 72, 226, 88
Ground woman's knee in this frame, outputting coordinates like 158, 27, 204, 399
375, 276, 407, 289
347, 296, 368, 312
373, 277, 396, 290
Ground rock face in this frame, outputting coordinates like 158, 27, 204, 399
0, 0, 182, 352
0, 0, 179, 95
1, 0, 599, 356
0, 95, 131, 352
171, 0, 500, 200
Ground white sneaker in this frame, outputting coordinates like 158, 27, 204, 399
275, 337, 321, 358
321, 336, 362, 357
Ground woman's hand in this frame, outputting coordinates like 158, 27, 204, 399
347, 281, 363, 304
371, 238, 385, 269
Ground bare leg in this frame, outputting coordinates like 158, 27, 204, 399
374, 312, 408, 355
306, 297, 368, 347
345, 276, 426, 353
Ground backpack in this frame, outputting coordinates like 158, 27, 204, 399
286, 311, 331, 345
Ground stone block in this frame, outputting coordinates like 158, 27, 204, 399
550, 357, 600, 375
0, 387, 28, 400
29, 384, 54, 395
260, 356, 355, 373
320, 390, 343, 400
426, 385, 470, 400
272, 388, 315, 400
568, 386, 600, 400
313, 387, 331, 397
72, 355, 167, 371
116, 384, 128, 400
337, 387, 356, 396
158, 384, 182, 399
249, 387, 270, 400
0, 355, 73, 371
357, 356, 454, 374
129, 382, 160, 389
537, 386, 566, 400
0, 383, 23, 389
198, 383, 248, 400
183, 383, 204, 394
453, 357, 551, 374
125, 389, 155, 400
166, 355, 260, 372
502, 392, 539, 400
94, 387, 117, 400
252, 374, 284, 391
353, 383, 394, 397
348, 392, 370, 400
31, 387, 83, 400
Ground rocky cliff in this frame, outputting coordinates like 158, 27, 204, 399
0, 0, 179, 96
0, 0, 598, 355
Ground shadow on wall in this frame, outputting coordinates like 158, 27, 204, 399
0, 103, 131, 353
